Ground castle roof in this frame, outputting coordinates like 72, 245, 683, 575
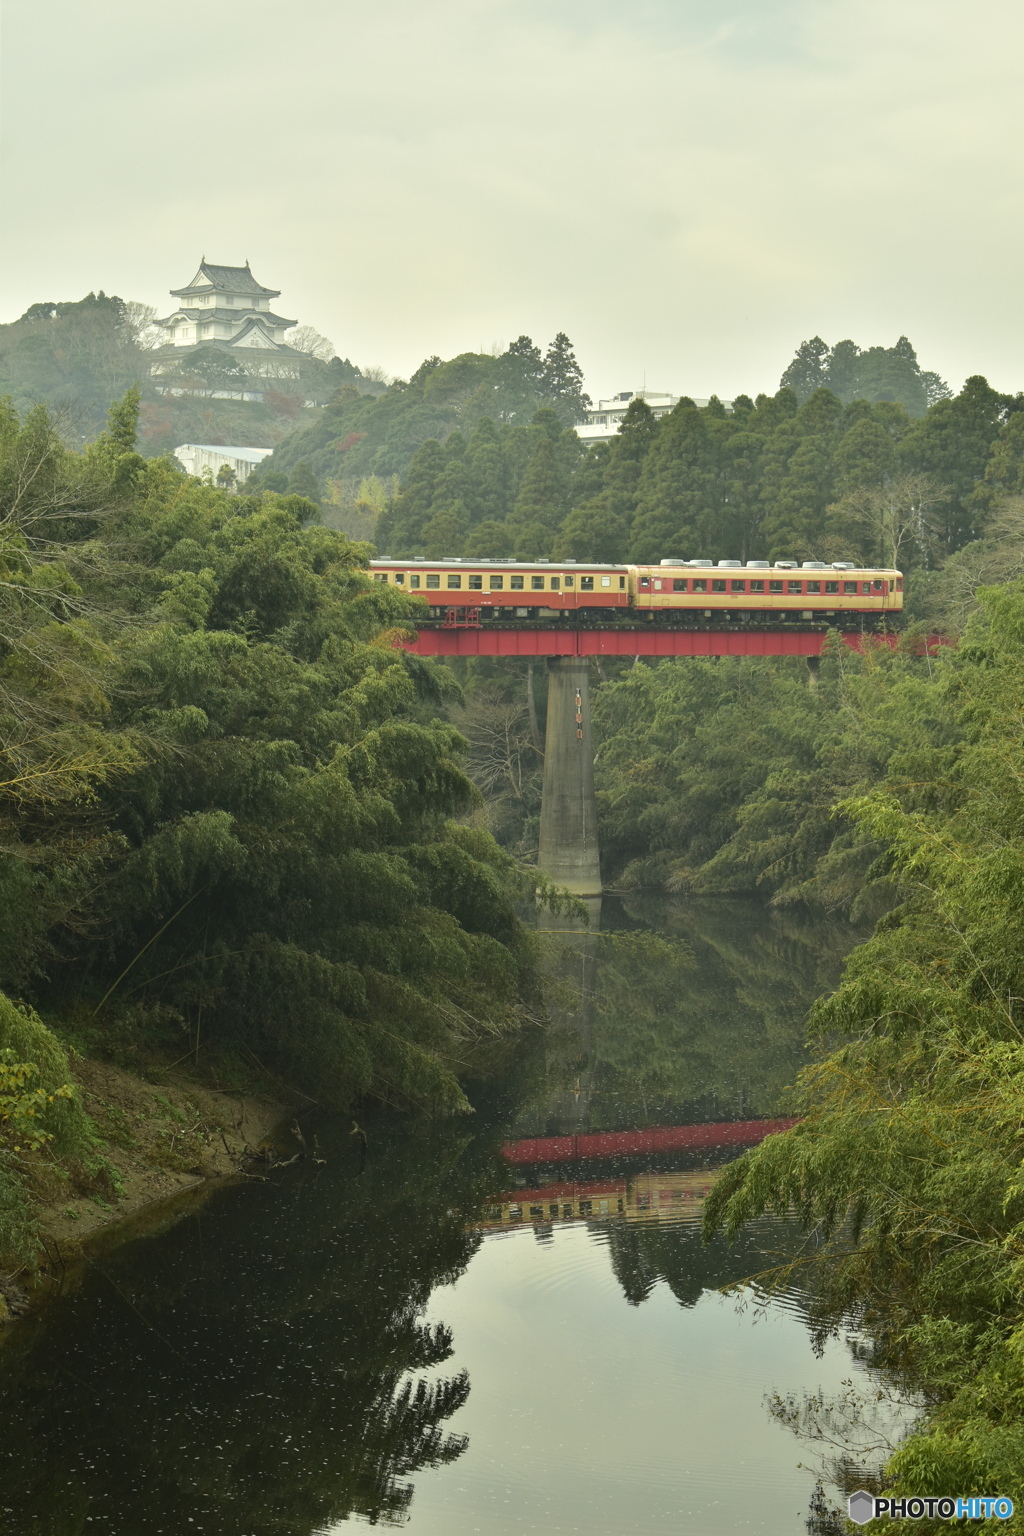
171, 260, 279, 299
156, 307, 297, 328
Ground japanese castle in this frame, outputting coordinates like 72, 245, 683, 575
151, 259, 305, 378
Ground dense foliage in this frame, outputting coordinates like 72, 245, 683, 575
780, 335, 951, 414
253, 334, 592, 509
592, 638, 950, 907
371, 368, 1023, 571
0, 387, 551, 1261
700, 587, 1024, 1523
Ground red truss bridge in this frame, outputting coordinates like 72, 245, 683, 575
371, 557, 911, 658
502, 1118, 800, 1165
403, 625, 898, 658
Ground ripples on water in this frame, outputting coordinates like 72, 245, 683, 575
0, 897, 914, 1534
392, 1214, 866, 1536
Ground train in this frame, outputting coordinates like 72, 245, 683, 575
369, 557, 904, 629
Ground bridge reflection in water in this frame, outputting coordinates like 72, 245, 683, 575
482, 1119, 798, 1229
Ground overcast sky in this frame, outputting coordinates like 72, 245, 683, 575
2, 0, 1021, 401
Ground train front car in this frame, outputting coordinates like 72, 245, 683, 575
631, 559, 903, 629
369, 559, 629, 623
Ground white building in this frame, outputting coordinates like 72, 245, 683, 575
173, 443, 274, 485
151, 260, 305, 380
575, 389, 733, 446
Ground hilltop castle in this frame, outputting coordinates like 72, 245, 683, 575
151, 259, 305, 378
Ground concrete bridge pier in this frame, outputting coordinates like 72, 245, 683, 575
537, 657, 602, 896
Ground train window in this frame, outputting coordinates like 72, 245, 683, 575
692, 579, 707, 593
712, 580, 726, 592
896, 579, 903, 591
529, 1206, 543, 1218
843, 582, 857, 594
580, 576, 594, 590
394, 572, 405, 583
549, 1204, 558, 1218
787, 581, 802, 594
563, 574, 575, 587
750, 580, 765, 592
468, 573, 483, 589
730, 580, 746, 593
490, 575, 504, 589
578, 1200, 593, 1216
619, 576, 626, 589
673, 579, 687, 592
601, 575, 611, 587
426, 573, 440, 589
447, 573, 462, 588
531, 575, 545, 590
550, 576, 560, 590
654, 579, 663, 590
409, 574, 421, 588
640, 577, 650, 588
511, 575, 525, 589
562, 1204, 573, 1218
806, 580, 820, 593
373, 573, 387, 583
769, 581, 783, 593
872, 579, 884, 591
824, 581, 839, 593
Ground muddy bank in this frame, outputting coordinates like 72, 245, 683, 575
0, 1057, 287, 1322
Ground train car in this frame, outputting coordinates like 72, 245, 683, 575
367, 556, 904, 627
369, 558, 629, 620
631, 559, 903, 627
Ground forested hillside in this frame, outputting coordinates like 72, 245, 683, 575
374, 370, 1022, 570
252, 334, 591, 516
0, 390, 547, 1263
0, 292, 381, 457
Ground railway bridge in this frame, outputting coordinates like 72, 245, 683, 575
402, 622, 892, 897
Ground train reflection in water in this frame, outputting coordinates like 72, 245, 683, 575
480, 1118, 799, 1230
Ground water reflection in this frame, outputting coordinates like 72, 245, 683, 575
0, 1116, 507, 1534
0, 898, 876, 1535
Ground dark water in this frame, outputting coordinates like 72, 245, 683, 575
0, 898, 901, 1535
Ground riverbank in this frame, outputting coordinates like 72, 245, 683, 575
0, 1055, 286, 1323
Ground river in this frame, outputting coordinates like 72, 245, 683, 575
0, 897, 911, 1534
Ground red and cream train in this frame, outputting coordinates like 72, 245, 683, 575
369, 557, 904, 629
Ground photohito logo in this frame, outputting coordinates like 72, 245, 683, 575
848, 1492, 1015, 1523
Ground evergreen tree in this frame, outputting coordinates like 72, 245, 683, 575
556, 398, 658, 563
629, 401, 721, 562
900, 375, 1008, 549
508, 434, 569, 558
779, 337, 829, 402
541, 332, 591, 422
